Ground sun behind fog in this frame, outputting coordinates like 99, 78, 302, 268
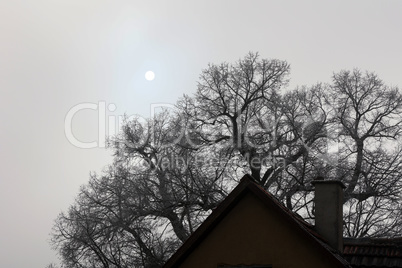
145, 71, 155, 81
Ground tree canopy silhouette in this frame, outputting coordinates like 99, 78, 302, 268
52, 53, 402, 267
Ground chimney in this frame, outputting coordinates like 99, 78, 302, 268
312, 177, 345, 252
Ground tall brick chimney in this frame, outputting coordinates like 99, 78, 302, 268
312, 178, 345, 252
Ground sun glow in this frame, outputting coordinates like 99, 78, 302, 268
145, 71, 155, 81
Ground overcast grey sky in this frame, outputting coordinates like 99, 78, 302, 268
1, 0, 401, 267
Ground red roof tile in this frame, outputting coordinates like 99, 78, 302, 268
344, 237, 402, 267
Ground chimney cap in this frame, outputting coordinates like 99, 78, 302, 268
311, 179, 346, 189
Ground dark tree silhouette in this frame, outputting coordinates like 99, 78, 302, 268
331, 70, 402, 237
51, 54, 402, 267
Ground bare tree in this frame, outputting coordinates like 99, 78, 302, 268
179, 52, 295, 183
51, 56, 402, 268
330, 69, 402, 237
45, 263, 60, 268
52, 110, 231, 267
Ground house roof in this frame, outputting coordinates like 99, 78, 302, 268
343, 237, 402, 267
164, 174, 351, 268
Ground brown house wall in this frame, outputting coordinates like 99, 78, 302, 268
178, 192, 339, 268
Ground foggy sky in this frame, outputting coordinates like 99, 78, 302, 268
1, 1, 401, 267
